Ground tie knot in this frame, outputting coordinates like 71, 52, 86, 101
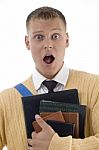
43, 80, 57, 93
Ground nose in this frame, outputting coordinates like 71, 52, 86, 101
44, 38, 53, 49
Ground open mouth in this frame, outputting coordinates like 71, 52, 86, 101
43, 55, 55, 64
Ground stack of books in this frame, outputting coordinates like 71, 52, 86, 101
22, 89, 86, 138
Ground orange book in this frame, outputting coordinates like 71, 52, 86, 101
32, 111, 65, 133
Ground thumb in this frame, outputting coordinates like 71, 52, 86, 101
35, 114, 49, 130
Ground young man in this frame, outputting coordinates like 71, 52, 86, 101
0, 6, 99, 150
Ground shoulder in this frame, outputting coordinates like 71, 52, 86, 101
69, 69, 99, 81
68, 69, 99, 93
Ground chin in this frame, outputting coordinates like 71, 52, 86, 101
45, 70, 58, 79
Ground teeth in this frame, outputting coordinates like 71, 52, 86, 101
45, 54, 51, 56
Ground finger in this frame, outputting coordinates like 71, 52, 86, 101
27, 145, 33, 150
35, 114, 55, 134
35, 114, 49, 130
35, 115, 49, 129
27, 139, 33, 146
31, 131, 37, 138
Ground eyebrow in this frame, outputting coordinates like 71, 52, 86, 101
52, 28, 62, 31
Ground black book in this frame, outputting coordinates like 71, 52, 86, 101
46, 120, 75, 137
22, 89, 79, 138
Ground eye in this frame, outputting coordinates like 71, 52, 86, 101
33, 34, 45, 41
52, 33, 61, 40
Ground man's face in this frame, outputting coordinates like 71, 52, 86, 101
25, 17, 69, 79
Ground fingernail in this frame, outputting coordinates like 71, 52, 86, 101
35, 114, 40, 119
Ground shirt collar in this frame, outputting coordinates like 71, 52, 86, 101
32, 63, 69, 91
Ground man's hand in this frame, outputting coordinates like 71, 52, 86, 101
27, 114, 55, 150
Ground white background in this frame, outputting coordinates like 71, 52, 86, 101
0, 0, 99, 149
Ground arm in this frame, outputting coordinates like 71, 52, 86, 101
50, 95, 99, 150
0, 95, 6, 150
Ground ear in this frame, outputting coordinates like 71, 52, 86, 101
65, 32, 69, 47
25, 35, 30, 50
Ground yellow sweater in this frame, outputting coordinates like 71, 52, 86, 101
0, 69, 99, 150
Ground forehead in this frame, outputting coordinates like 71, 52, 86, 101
27, 18, 66, 33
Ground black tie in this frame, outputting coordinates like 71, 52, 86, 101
43, 80, 57, 93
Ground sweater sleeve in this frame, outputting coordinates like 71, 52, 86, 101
48, 93, 99, 150
48, 134, 72, 150
49, 133, 99, 150
0, 95, 6, 150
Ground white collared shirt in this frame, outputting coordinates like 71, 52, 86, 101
32, 63, 69, 94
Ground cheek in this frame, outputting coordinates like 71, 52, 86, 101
56, 48, 65, 62
56, 39, 66, 48
59, 51, 65, 60
30, 41, 41, 49
56, 42, 66, 54
30, 45, 42, 61
31, 49, 39, 60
